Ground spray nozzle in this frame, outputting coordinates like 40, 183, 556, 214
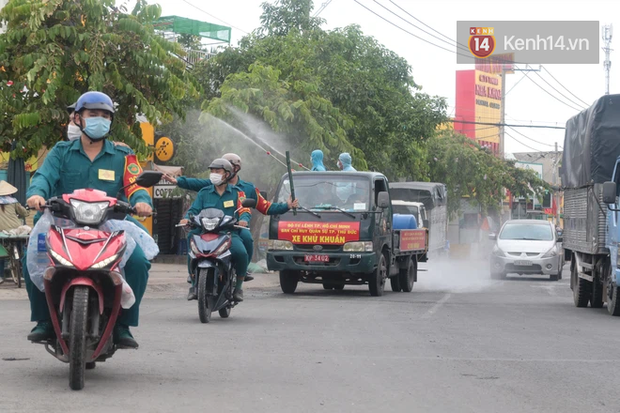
266, 151, 271, 155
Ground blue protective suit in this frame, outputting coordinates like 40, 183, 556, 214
339, 153, 356, 171
311, 150, 327, 171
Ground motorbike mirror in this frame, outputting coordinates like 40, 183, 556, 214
135, 171, 164, 188
242, 198, 257, 208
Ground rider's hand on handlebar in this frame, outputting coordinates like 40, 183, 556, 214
134, 203, 153, 217
238, 220, 248, 227
27, 195, 46, 212
179, 219, 189, 226
162, 174, 178, 185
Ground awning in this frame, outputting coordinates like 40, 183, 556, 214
154, 16, 231, 43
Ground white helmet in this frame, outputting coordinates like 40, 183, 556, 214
222, 153, 242, 171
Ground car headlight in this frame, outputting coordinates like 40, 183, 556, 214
343, 241, 373, 252
542, 246, 558, 258
492, 246, 505, 257
50, 249, 73, 267
91, 253, 121, 269
70, 199, 109, 225
268, 240, 294, 250
201, 217, 220, 231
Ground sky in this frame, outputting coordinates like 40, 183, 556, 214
147, 0, 620, 157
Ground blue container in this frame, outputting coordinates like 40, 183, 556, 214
37, 233, 46, 252
393, 214, 417, 230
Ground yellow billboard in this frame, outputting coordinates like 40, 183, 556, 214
474, 70, 502, 145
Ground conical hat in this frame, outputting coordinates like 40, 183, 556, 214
0, 180, 18, 196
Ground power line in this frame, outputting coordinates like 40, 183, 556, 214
505, 131, 546, 152
314, 0, 334, 16
372, 0, 468, 52
449, 120, 565, 129
352, 0, 472, 59
541, 66, 591, 107
180, 0, 249, 35
531, 68, 587, 110
388, 0, 471, 53
522, 67, 584, 112
506, 126, 558, 148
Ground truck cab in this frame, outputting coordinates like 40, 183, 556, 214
266, 171, 427, 296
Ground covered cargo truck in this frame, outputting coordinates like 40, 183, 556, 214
561, 93, 620, 315
389, 182, 448, 261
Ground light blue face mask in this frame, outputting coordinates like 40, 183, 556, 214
82, 117, 111, 140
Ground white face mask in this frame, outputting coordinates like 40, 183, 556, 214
67, 124, 82, 141
210, 173, 225, 186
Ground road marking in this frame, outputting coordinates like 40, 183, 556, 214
421, 293, 452, 318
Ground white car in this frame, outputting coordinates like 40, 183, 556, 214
489, 219, 564, 281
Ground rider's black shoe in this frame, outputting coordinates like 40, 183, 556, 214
233, 288, 244, 302
244, 273, 254, 282
187, 286, 197, 300
86, 362, 96, 370
113, 324, 139, 349
27, 320, 55, 342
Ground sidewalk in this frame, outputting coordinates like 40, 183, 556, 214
0, 262, 280, 300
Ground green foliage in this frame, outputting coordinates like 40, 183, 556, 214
194, 1, 446, 177
0, 0, 199, 159
428, 131, 549, 216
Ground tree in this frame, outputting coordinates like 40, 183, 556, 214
194, 0, 446, 177
0, 0, 199, 159
428, 131, 548, 217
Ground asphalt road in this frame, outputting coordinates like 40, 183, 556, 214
2, 260, 620, 413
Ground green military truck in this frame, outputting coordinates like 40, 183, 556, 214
266, 171, 428, 296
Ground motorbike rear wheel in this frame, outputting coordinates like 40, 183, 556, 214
197, 270, 212, 323
69, 286, 89, 390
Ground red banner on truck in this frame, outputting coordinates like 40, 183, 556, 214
399, 229, 427, 252
278, 221, 360, 245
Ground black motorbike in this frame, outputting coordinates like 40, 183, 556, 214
180, 199, 255, 323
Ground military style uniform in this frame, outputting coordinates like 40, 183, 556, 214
25, 139, 152, 327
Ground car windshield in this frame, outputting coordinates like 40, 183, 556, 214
276, 175, 370, 211
393, 205, 419, 216
499, 223, 553, 241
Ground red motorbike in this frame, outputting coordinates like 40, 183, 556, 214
36, 171, 161, 390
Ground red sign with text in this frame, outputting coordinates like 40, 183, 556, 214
278, 221, 360, 245
399, 229, 427, 252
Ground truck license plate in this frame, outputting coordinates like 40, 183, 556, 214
515, 260, 532, 266
304, 254, 330, 262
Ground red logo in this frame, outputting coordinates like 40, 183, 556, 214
469, 27, 496, 59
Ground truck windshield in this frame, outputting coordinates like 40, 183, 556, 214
393, 205, 419, 217
277, 176, 371, 211
499, 223, 553, 241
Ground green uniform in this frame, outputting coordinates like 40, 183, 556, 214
24, 139, 153, 327
177, 177, 290, 262
185, 184, 251, 287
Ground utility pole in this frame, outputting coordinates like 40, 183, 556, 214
499, 68, 506, 158
602, 24, 613, 95
553, 142, 560, 227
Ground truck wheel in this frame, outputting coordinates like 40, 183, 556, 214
369, 253, 387, 297
572, 264, 591, 308
390, 275, 402, 292
280, 270, 298, 294
607, 283, 620, 316
399, 258, 416, 293
333, 284, 344, 291
591, 280, 604, 308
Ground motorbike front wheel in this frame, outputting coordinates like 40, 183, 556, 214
69, 286, 89, 390
197, 270, 212, 323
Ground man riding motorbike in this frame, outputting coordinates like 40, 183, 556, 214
164, 153, 298, 282
25, 91, 154, 349
179, 158, 251, 302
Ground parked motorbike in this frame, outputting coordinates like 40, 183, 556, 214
35, 171, 162, 390
180, 198, 256, 323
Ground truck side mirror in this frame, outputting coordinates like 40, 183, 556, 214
377, 191, 390, 209
603, 181, 617, 204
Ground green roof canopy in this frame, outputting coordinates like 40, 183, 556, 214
154, 16, 231, 43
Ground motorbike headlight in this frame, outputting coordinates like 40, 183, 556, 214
91, 253, 121, 269
343, 241, 374, 252
70, 199, 109, 225
201, 217, 221, 231
49, 249, 73, 267
492, 246, 505, 257
268, 240, 294, 251
542, 246, 558, 258
190, 238, 202, 256
212, 239, 232, 256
